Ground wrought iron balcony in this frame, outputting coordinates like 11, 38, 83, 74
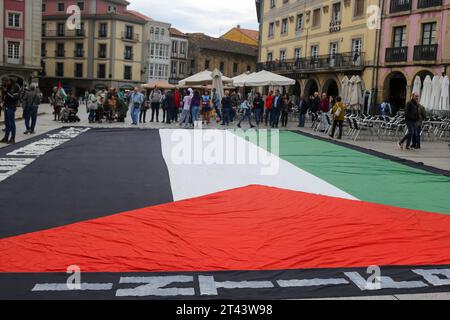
55, 50, 66, 58
43, 29, 85, 37
121, 32, 140, 42
74, 50, 85, 58
390, 0, 412, 13
385, 47, 408, 62
329, 20, 342, 33
257, 52, 365, 74
413, 44, 438, 61
417, 0, 442, 9
124, 52, 134, 60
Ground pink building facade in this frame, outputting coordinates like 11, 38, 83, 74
42, 0, 128, 16
0, 0, 42, 86
378, 0, 450, 112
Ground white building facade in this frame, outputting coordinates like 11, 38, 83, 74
146, 20, 171, 83
169, 28, 189, 84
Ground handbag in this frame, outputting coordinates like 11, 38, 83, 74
334, 107, 342, 118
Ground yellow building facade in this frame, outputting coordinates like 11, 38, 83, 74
221, 26, 259, 46
257, 0, 380, 107
41, 5, 149, 97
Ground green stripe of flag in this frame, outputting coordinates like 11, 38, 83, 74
242, 130, 450, 214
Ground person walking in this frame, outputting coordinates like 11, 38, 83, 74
140, 92, 150, 123
191, 90, 202, 128
221, 90, 232, 126
237, 98, 255, 129
280, 94, 290, 127
271, 90, 282, 128
329, 96, 345, 139
201, 90, 211, 125
173, 89, 181, 122
298, 95, 309, 127
414, 102, 427, 150
22, 84, 41, 135
52, 87, 64, 121
150, 87, 162, 122
252, 92, 264, 127
87, 89, 98, 123
398, 93, 420, 150
1, 78, 21, 144
129, 87, 144, 125
180, 89, 193, 128
264, 91, 274, 127
165, 90, 175, 124
311, 92, 320, 123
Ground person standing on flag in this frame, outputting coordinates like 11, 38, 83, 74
129, 87, 144, 126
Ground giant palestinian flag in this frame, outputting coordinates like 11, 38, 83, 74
0, 127, 450, 300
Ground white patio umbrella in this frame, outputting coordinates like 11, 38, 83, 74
341, 76, 350, 105
412, 76, 422, 96
211, 68, 225, 101
243, 70, 295, 87
232, 72, 256, 87
430, 75, 442, 110
420, 75, 432, 110
439, 75, 449, 111
179, 70, 232, 86
349, 76, 363, 111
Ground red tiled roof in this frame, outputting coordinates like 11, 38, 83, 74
169, 27, 186, 37
239, 28, 259, 41
126, 10, 152, 22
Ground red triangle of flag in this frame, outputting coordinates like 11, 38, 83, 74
2, 185, 450, 273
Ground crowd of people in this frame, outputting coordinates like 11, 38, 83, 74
3, 79, 448, 150
0, 78, 42, 145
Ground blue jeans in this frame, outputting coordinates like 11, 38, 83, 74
24, 106, 38, 132
131, 107, 140, 124
254, 109, 261, 126
222, 108, 231, 125
238, 109, 254, 127
401, 121, 418, 148
191, 106, 200, 123
299, 113, 306, 127
264, 110, 271, 126
270, 108, 280, 128
4, 106, 16, 140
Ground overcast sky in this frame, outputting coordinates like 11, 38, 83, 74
128, 0, 259, 37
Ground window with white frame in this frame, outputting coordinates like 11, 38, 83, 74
7, 12, 21, 28
296, 14, 304, 30
281, 18, 288, 35
7, 42, 20, 60
280, 50, 287, 61
294, 47, 302, 60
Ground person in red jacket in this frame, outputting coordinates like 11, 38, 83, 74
264, 91, 274, 126
173, 88, 181, 122
320, 93, 330, 113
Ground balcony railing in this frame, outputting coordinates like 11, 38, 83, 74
2, 55, 24, 65
417, 0, 442, 9
390, 0, 412, 13
385, 47, 408, 62
55, 50, 66, 58
121, 32, 140, 42
413, 44, 438, 61
124, 53, 134, 60
43, 29, 85, 37
74, 50, 85, 58
257, 52, 365, 73
329, 20, 342, 33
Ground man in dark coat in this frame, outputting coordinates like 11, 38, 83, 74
399, 93, 420, 150
1, 78, 21, 144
